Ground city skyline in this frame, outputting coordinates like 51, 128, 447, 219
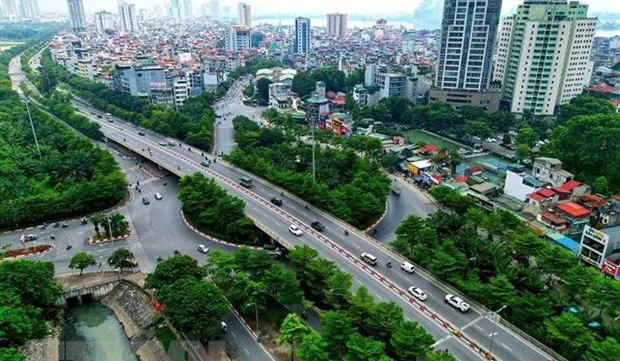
33, 0, 618, 17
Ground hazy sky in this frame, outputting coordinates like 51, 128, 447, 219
40, 0, 614, 16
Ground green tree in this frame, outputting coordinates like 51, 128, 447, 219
586, 276, 620, 318
348, 286, 375, 329
0, 348, 25, 361
0, 306, 33, 347
345, 333, 385, 361
390, 320, 435, 360
145, 254, 205, 289
38, 68, 58, 97
322, 311, 357, 359
545, 312, 594, 360
279, 313, 310, 360
107, 248, 135, 274
108, 212, 128, 237
380, 154, 400, 171
425, 351, 458, 361
509, 292, 552, 333
256, 78, 272, 105
68, 251, 97, 276
516, 144, 531, 160
516, 125, 538, 148
366, 302, 404, 340
0, 260, 62, 309
502, 133, 512, 145
427, 242, 468, 281
89, 213, 105, 237
482, 275, 516, 310
158, 278, 228, 340
243, 84, 254, 98
557, 95, 615, 123
324, 269, 353, 310
295, 332, 331, 361
583, 338, 620, 361
592, 176, 610, 195
292, 71, 315, 98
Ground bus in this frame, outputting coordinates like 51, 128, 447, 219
239, 177, 252, 188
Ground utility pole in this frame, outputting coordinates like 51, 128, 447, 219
24, 100, 41, 159
311, 117, 316, 182
487, 304, 508, 360
107, 216, 113, 240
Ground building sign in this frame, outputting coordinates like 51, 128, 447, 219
602, 258, 620, 280
583, 225, 609, 244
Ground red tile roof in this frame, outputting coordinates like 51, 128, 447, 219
421, 144, 439, 153
552, 186, 572, 195
528, 193, 545, 202
587, 83, 616, 93
613, 194, 620, 202
541, 212, 567, 225
454, 175, 469, 183
559, 180, 583, 192
579, 194, 607, 208
556, 202, 591, 218
469, 166, 483, 175
537, 188, 556, 198
330, 97, 346, 105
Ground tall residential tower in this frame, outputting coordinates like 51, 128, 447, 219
120, 3, 139, 32
66, 0, 86, 33
294, 17, 311, 54
430, 0, 502, 112
493, 0, 596, 115
238, 2, 251, 27
327, 13, 347, 38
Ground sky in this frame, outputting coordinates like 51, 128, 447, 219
39, 0, 615, 17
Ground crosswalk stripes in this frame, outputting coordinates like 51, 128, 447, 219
121, 210, 155, 274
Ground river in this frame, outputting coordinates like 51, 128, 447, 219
59, 302, 138, 361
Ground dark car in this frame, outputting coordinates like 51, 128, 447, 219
311, 221, 325, 232
138, 131, 145, 136
142, 197, 150, 205
97, 115, 102, 119
271, 197, 283, 206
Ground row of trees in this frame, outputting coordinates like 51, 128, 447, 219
69, 247, 136, 276
0, 36, 127, 230
392, 186, 620, 361
0, 259, 63, 360
292, 67, 364, 99
227, 114, 390, 228
37, 50, 219, 152
178, 173, 260, 244
206, 245, 457, 361
145, 255, 229, 340
42, 92, 103, 140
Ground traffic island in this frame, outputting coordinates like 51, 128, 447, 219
89, 232, 132, 245
1, 243, 55, 260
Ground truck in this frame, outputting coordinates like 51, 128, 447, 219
391, 184, 402, 195
239, 176, 252, 188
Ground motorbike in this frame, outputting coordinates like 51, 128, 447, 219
386, 262, 392, 268
65, 245, 72, 250
344, 230, 349, 236
156, 256, 163, 262
50, 235, 55, 240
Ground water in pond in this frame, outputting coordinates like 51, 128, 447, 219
60, 302, 138, 361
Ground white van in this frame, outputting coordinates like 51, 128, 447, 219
401, 261, 415, 274
361, 253, 378, 266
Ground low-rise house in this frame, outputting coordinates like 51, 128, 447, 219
556, 202, 592, 235
532, 157, 574, 187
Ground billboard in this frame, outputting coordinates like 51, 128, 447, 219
601, 257, 620, 280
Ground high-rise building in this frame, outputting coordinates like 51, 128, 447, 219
66, 0, 86, 33
294, 17, 311, 55
95, 11, 114, 33
210, 0, 220, 19
183, 0, 193, 20
120, 3, 139, 32
493, 0, 597, 116
238, 2, 251, 28
169, 0, 182, 20
327, 13, 347, 38
429, 0, 502, 112
226, 25, 251, 53
19, 0, 39, 20
2, 0, 17, 19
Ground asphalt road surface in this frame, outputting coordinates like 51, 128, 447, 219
70, 100, 556, 361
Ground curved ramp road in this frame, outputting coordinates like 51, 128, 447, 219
72, 100, 559, 361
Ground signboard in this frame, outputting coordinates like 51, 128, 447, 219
601, 258, 620, 280
583, 225, 609, 244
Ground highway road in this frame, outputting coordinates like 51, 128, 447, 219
71, 99, 558, 361
17, 53, 556, 361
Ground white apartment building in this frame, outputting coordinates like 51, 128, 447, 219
327, 13, 347, 38
95, 11, 114, 33
66, 0, 86, 33
294, 17, 311, 54
493, 0, 597, 115
120, 3, 139, 33
226, 25, 250, 53
238, 2, 251, 28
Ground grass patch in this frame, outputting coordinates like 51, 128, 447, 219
404, 130, 460, 150
155, 326, 176, 352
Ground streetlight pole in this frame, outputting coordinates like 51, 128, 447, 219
107, 216, 113, 240
24, 100, 42, 159
487, 305, 507, 360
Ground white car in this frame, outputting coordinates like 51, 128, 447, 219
408, 286, 428, 301
288, 225, 302, 236
445, 294, 470, 312
154, 192, 163, 200
197, 244, 209, 254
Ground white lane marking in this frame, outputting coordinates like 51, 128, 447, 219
475, 325, 484, 332
355, 280, 363, 285
231, 331, 237, 339
351, 243, 361, 249
376, 294, 384, 300
244, 348, 250, 355
500, 343, 512, 352
488, 332, 498, 338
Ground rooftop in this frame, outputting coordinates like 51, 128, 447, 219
556, 202, 591, 218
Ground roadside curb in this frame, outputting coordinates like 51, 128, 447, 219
180, 211, 262, 251
364, 199, 389, 233
89, 232, 132, 245
1, 243, 55, 260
